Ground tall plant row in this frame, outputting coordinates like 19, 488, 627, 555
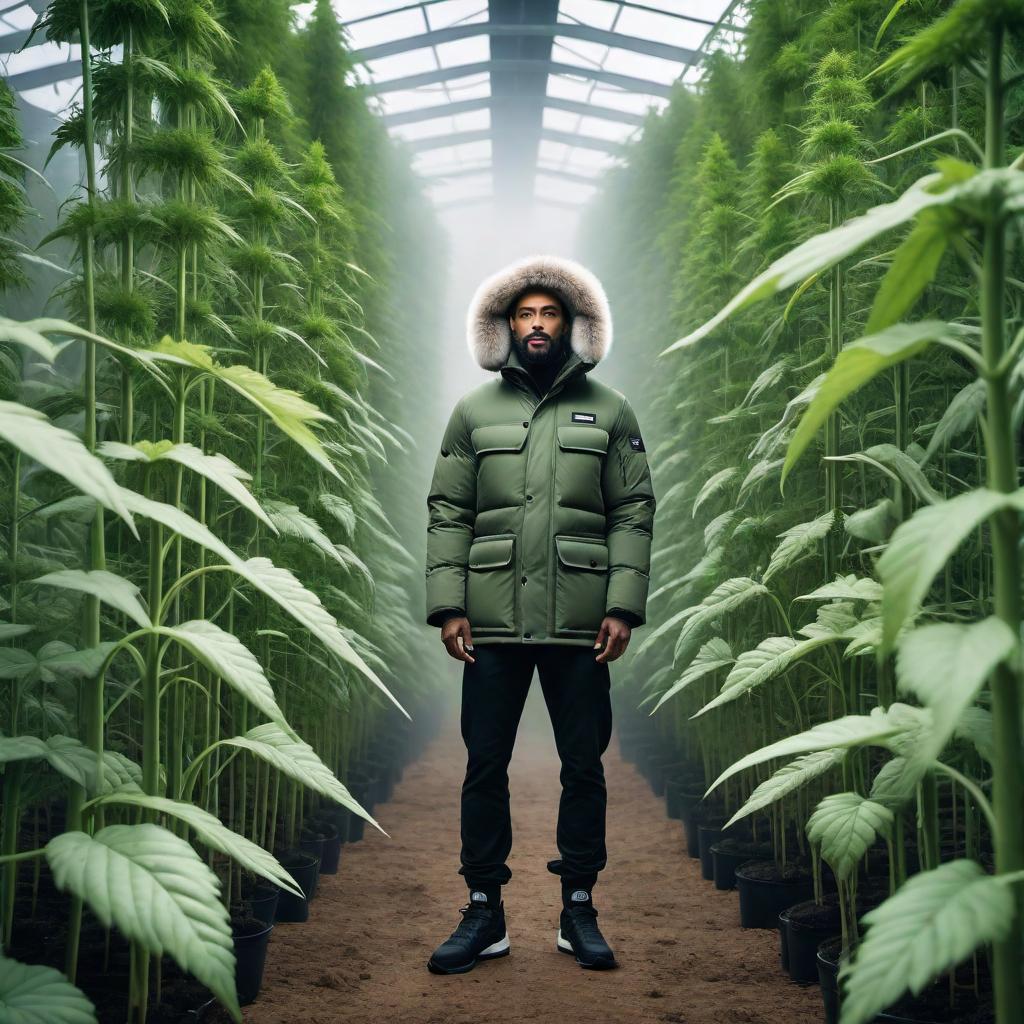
581, 0, 1023, 1020
0, 1, 444, 1021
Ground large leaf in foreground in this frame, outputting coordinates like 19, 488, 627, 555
46, 825, 240, 1021
0, 402, 136, 534
94, 792, 301, 897
877, 489, 1024, 653
838, 860, 1014, 1024
0, 954, 97, 1024
30, 569, 151, 629
224, 723, 387, 836
650, 638, 733, 714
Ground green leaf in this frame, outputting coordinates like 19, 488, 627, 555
46, 825, 240, 1022
662, 171, 953, 353
0, 624, 33, 641
783, 323, 971, 485
866, 209, 955, 332
93, 792, 302, 897
0, 649, 37, 680
692, 468, 738, 517
895, 616, 1016, 767
0, 318, 63, 362
870, 756, 923, 810
673, 578, 769, 668
265, 500, 346, 568
706, 706, 909, 796
224, 723, 386, 835
650, 638, 734, 714
157, 620, 285, 725
694, 629, 846, 718
763, 510, 839, 584
845, 498, 898, 544
838, 860, 1014, 1024
100, 441, 276, 532
922, 379, 985, 466
796, 575, 883, 603
30, 569, 151, 629
829, 444, 941, 506
806, 793, 893, 882
725, 749, 846, 829
0, 402, 137, 536
877, 489, 1024, 654
0, 954, 97, 1024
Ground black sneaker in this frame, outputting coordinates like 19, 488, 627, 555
556, 901, 618, 970
427, 893, 510, 974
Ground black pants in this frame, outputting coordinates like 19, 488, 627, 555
458, 643, 613, 891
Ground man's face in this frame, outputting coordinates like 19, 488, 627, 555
508, 290, 567, 366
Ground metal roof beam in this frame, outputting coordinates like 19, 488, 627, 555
352, 22, 696, 66
370, 59, 672, 98
6, 61, 80, 91
382, 93, 645, 128
409, 126, 623, 155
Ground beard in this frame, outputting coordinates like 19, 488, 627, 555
514, 326, 567, 366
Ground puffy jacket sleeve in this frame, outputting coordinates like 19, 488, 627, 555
601, 395, 656, 626
424, 398, 478, 627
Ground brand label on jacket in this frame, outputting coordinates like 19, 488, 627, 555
629, 434, 646, 452
571, 411, 597, 423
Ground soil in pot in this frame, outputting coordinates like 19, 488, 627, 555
241, 883, 279, 926
734, 859, 813, 929
697, 819, 750, 881
784, 895, 842, 984
274, 850, 320, 922
711, 838, 774, 890
231, 913, 274, 1006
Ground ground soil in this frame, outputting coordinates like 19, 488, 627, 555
242, 685, 824, 1024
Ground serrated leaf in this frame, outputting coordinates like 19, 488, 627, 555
763, 510, 839, 585
30, 569, 151, 629
157, 620, 285, 725
829, 444, 941, 506
869, 756, 923, 810
922, 379, 985, 465
838, 860, 1013, 1024
797, 575, 883, 603
94, 792, 301, 897
706, 706, 909, 797
725, 748, 846, 828
784, 322, 972, 486
895, 617, 1015, 767
692, 468, 738, 517
845, 497, 898, 544
807, 792, 893, 881
265, 500, 346, 568
650, 638, 734, 714
878, 489, 1024, 654
46, 825, 240, 1022
0, 402, 137, 536
224, 723, 386, 835
672, 578, 769, 669
0, 954, 97, 1024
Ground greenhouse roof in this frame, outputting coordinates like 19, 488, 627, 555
1, 0, 747, 212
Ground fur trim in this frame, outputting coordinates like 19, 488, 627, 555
465, 254, 612, 371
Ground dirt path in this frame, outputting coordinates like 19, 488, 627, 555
243, 681, 824, 1024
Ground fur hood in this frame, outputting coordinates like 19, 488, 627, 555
465, 254, 612, 371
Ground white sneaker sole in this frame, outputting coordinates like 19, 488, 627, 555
556, 928, 618, 970
427, 932, 510, 975
480, 933, 511, 957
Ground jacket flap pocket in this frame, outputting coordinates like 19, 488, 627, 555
557, 424, 609, 455
471, 423, 528, 455
469, 535, 515, 570
555, 536, 608, 571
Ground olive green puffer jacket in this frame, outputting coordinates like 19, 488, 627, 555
424, 254, 656, 646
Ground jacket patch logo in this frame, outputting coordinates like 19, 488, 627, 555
629, 435, 646, 452
571, 411, 597, 423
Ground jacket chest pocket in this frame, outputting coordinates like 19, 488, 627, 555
471, 423, 528, 512
556, 424, 609, 511
553, 535, 609, 633
466, 534, 517, 631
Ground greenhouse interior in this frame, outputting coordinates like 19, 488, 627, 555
1, 0, 1022, 1021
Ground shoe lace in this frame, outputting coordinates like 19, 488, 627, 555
450, 903, 495, 943
566, 904, 603, 941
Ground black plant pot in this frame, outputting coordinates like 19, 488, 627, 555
318, 824, 342, 875
677, 793, 708, 859
734, 860, 814, 929
783, 898, 841, 984
698, 822, 732, 881
778, 909, 790, 973
711, 840, 773, 891
298, 834, 325, 899
246, 885, 279, 926
233, 920, 273, 1006
817, 936, 843, 1024
274, 852, 320, 923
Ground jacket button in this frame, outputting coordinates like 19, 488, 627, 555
521, 575, 527, 584
524, 632, 532, 639
522, 420, 528, 428
590, 558, 597, 567
441, 449, 449, 457
526, 493, 533, 501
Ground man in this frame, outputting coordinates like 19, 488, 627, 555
423, 254, 656, 975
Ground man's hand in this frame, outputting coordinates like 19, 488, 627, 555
441, 615, 476, 663
594, 615, 631, 663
